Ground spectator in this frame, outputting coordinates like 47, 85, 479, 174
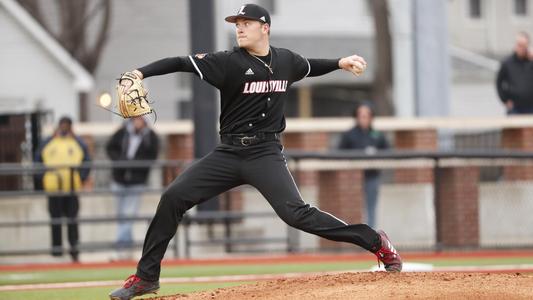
106, 116, 159, 258
35, 116, 91, 262
338, 103, 389, 228
496, 31, 533, 114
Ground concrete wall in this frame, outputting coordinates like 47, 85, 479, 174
0, 193, 160, 263
450, 82, 505, 117
3, 180, 533, 261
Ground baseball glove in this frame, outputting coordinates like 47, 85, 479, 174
116, 72, 153, 118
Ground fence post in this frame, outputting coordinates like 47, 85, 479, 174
394, 130, 437, 183
502, 128, 533, 180
317, 168, 364, 250
433, 157, 442, 252
435, 166, 480, 248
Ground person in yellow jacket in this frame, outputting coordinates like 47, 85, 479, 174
35, 116, 91, 262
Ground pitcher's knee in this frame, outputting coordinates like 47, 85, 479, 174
281, 202, 315, 230
159, 189, 191, 216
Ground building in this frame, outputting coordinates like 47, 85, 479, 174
87, 0, 377, 121
448, 0, 533, 57
0, 0, 94, 174
447, 0, 533, 117
0, 0, 93, 120
5, 0, 532, 122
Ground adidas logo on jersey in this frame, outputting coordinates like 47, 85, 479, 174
245, 68, 254, 75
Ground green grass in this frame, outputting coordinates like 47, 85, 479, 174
0, 261, 374, 285
0, 282, 249, 300
3, 256, 533, 286
2, 255, 533, 300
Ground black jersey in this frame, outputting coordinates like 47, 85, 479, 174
188, 46, 310, 134
138, 47, 339, 135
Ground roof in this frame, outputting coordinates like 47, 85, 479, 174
0, 0, 94, 91
450, 46, 501, 83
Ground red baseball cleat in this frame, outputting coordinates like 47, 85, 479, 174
374, 230, 403, 272
109, 274, 160, 300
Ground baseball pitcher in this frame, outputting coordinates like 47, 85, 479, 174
110, 4, 402, 300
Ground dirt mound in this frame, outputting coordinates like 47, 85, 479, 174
148, 272, 533, 300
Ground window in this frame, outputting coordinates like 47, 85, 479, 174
469, 0, 482, 18
514, 0, 528, 16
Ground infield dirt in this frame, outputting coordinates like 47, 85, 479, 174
147, 272, 533, 300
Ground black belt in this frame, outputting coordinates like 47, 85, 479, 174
220, 132, 280, 147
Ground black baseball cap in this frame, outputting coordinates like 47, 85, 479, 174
225, 4, 271, 26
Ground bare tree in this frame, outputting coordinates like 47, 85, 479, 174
370, 0, 395, 116
17, 0, 112, 120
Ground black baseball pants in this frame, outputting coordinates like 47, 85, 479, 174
136, 141, 381, 281
48, 195, 79, 258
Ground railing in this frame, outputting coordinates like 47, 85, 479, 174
0, 160, 285, 258
286, 149, 533, 250
1, 149, 533, 258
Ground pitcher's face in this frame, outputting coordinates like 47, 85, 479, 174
235, 18, 268, 48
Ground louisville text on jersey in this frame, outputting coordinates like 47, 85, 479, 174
242, 80, 288, 94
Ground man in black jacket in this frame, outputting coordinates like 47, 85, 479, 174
339, 104, 388, 228
496, 32, 533, 114
106, 116, 159, 254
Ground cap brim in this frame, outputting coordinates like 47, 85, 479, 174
225, 15, 264, 23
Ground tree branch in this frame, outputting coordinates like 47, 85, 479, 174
370, 0, 395, 115
83, 0, 112, 73
16, 0, 52, 34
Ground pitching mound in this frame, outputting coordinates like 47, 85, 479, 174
149, 272, 533, 300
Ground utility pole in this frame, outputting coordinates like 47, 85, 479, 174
189, 0, 219, 211
413, 0, 450, 117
